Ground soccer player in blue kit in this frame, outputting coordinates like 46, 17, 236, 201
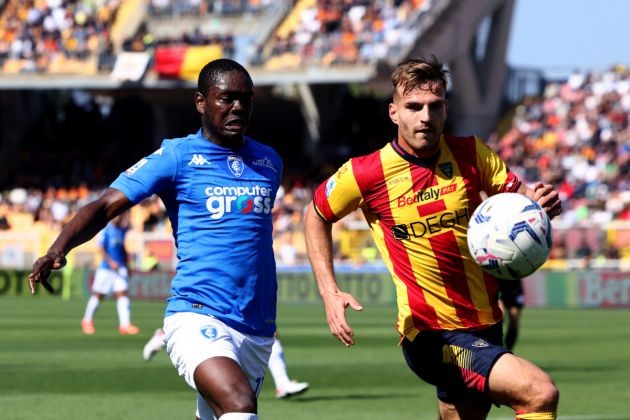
81, 210, 140, 336
29, 59, 283, 420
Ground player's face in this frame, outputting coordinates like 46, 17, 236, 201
388, 82, 447, 158
196, 70, 254, 147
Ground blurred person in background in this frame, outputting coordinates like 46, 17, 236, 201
29, 58, 283, 420
80, 210, 139, 335
497, 279, 524, 351
304, 56, 562, 420
143, 329, 309, 399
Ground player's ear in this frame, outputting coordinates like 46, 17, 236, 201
194, 92, 205, 114
388, 102, 398, 125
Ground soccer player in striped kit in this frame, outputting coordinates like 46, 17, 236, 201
304, 56, 562, 420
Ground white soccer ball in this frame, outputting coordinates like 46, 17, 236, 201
467, 193, 552, 280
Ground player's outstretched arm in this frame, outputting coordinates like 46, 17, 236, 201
304, 203, 363, 347
28, 188, 133, 294
519, 182, 562, 220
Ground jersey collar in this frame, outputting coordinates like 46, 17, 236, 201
391, 138, 441, 168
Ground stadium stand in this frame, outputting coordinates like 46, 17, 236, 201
254, 0, 438, 70
3, 64, 629, 269
0, 0, 628, 271
0, 0, 448, 83
0, 0, 121, 75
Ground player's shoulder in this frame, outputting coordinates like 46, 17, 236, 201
349, 144, 387, 168
345, 142, 398, 180
442, 133, 481, 147
161, 132, 202, 151
245, 136, 281, 160
442, 133, 489, 160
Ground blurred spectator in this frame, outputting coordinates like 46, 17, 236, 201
257, 0, 431, 69
0, 203, 11, 230
0, 0, 121, 74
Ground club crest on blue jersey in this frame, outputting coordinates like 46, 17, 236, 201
200, 325, 218, 340
228, 155, 244, 177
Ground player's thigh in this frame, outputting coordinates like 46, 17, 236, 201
163, 313, 272, 392
402, 324, 508, 413
91, 268, 115, 295
488, 352, 556, 407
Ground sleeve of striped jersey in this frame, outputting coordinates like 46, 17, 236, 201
312, 160, 364, 223
475, 137, 522, 195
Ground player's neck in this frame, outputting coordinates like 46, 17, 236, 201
202, 129, 245, 149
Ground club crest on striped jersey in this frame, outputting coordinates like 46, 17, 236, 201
438, 162, 453, 179
227, 155, 244, 177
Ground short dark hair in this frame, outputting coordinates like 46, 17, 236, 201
392, 55, 449, 97
197, 58, 252, 96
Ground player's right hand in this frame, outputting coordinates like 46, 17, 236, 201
322, 289, 363, 347
28, 250, 67, 295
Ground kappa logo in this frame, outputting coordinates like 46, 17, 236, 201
200, 325, 218, 340
188, 154, 211, 166
472, 339, 489, 348
228, 155, 244, 177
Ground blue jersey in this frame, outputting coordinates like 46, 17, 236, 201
98, 223, 128, 270
110, 129, 282, 336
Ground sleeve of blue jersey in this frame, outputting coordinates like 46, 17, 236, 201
110, 140, 177, 204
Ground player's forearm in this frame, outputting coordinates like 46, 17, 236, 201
304, 204, 339, 296
48, 189, 131, 256
48, 201, 112, 256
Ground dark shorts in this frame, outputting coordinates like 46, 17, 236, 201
401, 323, 510, 413
497, 279, 524, 309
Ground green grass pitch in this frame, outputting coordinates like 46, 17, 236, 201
1, 296, 629, 419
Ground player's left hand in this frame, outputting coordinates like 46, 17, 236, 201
322, 289, 363, 347
529, 182, 562, 220
28, 249, 67, 294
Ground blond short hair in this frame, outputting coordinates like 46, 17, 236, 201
392, 55, 449, 98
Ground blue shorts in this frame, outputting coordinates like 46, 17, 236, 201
401, 322, 509, 412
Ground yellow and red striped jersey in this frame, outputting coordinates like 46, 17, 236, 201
312, 134, 523, 340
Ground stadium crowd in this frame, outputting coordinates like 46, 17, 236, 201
0, 0, 437, 75
2, 65, 630, 265
0, 0, 120, 74
255, 0, 431, 69
0, 0, 629, 265
148, 0, 277, 17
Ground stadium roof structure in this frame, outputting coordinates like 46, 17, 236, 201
0, 65, 377, 90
